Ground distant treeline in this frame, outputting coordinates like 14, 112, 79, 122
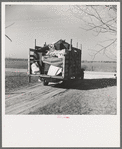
5, 58, 116, 63
81, 60, 116, 63
5, 58, 28, 61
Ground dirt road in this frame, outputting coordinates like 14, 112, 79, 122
5, 76, 117, 115
5, 83, 68, 114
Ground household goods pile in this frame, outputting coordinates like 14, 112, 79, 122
31, 39, 70, 76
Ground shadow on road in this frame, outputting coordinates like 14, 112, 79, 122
51, 78, 117, 90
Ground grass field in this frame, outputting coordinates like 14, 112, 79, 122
5, 58, 28, 69
81, 61, 116, 72
5, 71, 39, 92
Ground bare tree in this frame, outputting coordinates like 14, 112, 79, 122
70, 5, 117, 60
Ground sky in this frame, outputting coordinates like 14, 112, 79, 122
5, 4, 117, 61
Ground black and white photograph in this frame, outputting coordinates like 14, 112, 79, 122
2, 1, 120, 147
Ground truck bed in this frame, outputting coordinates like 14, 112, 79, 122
29, 74, 64, 80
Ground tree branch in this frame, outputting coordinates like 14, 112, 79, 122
70, 5, 117, 60
5, 22, 15, 29
5, 34, 12, 42
91, 39, 117, 60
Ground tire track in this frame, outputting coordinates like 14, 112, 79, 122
5, 86, 67, 114
5, 83, 44, 99
6, 84, 60, 108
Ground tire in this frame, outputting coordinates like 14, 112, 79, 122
62, 80, 68, 86
81, 69, 84, 80
81, 74, 84, 80
43, 79, 49, 86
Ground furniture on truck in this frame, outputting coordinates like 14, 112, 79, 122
28, 39, 84, 85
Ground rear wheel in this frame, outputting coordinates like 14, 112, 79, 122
81, 72, 84, 80
43, 79, 49, 86
80, 69, 84, 80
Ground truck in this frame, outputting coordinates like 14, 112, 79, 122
28, 39, 84, 85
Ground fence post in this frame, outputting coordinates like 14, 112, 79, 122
77, 42, 78, 48
44, 42, 46, 46
69, 39, 72, 51
80, 44, 82, 62
35, 39, 36, 49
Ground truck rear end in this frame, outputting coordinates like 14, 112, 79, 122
28, 39, 84, 85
